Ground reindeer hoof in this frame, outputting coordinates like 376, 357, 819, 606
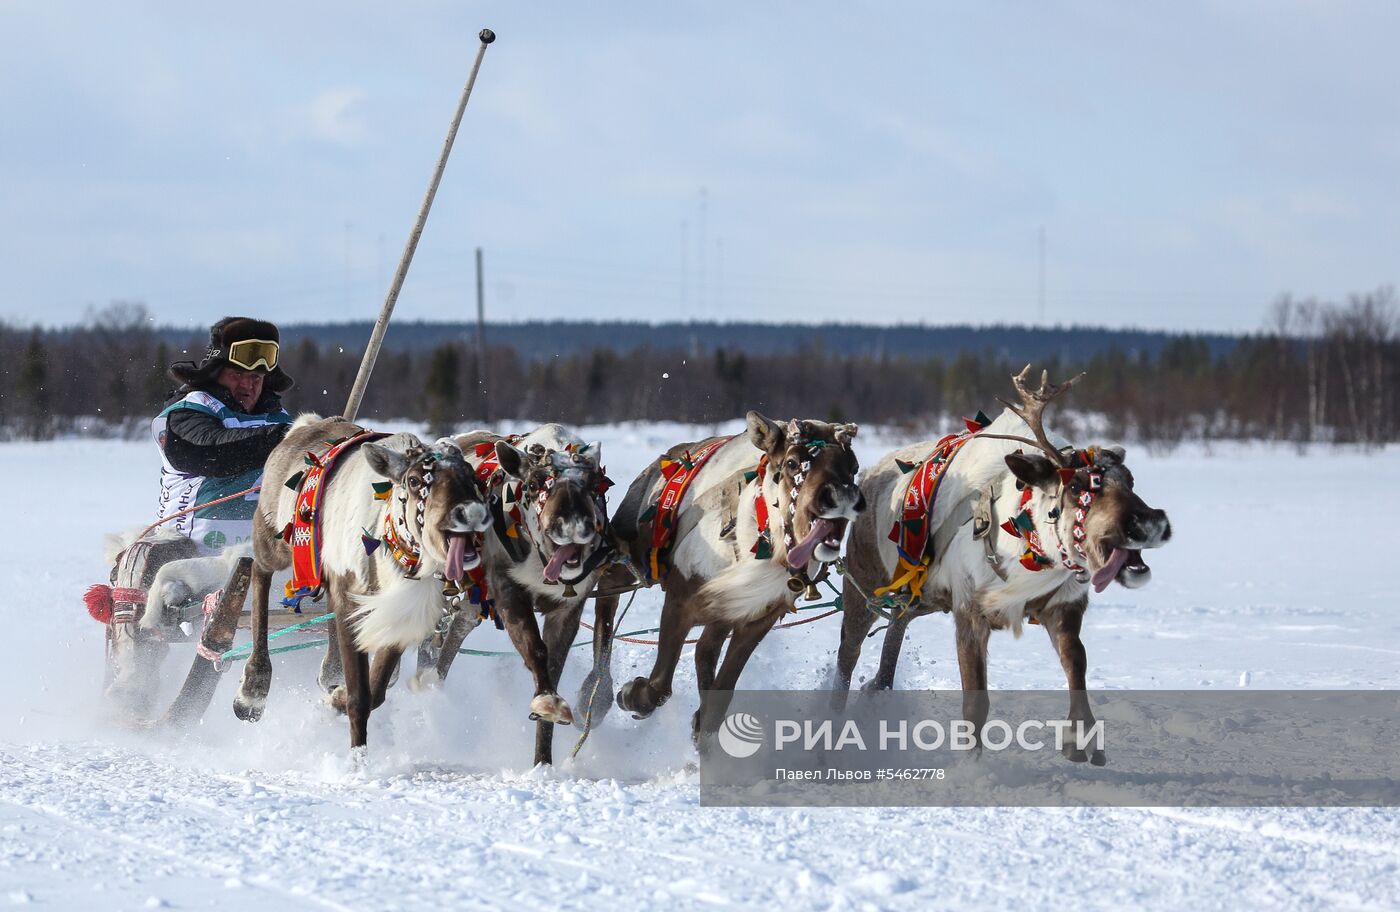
408, 668, 442, 693
1089, 749, 1107, 767
529, 693, 574, 725
232, 693, 264, 722
328, 685, 348, 715
317, 668, 344, 694
617, 677, 667, 719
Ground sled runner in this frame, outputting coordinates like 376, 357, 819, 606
90, 527, 298, 728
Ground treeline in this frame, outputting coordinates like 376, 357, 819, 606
1, 291, 1396, 445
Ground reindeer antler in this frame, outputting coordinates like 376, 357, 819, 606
978, 364, 1086, 467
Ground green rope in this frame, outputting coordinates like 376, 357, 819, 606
219, 611, 335, 662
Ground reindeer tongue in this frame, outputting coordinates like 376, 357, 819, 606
445, 533, 467, 582
543, 543, 583, 583
786, 518, 835, 570
1091, 547, 1132, 593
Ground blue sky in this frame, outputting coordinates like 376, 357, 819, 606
2, 1, 1397, 332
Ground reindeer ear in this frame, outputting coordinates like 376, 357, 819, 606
364, 443, 413, 482
746, 411, 786, 456
835, 423, 859, 445
1099, 444, 1126, 465
1005, 452, 1059, 489
584, 440, 603, 465
495, 440, 531, 480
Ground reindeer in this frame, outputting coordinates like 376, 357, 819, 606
412, 424, 617, 768
832, 368, 1171, 764
599, 412, 864, 748
231, 415, 492, 753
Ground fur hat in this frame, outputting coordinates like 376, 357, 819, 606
167, 316, 295, 395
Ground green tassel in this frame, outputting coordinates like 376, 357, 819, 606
743, 470, 758, 483
896, 459, 918, 474
371, 481, 393, 496
284, 470, 305, 491
638, 504, 657, 522
754, 537, 773, 561
973, 410, 992, 429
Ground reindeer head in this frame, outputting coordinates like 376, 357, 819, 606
495, 439, 610, 585
986, 365, 1171, 593
747, 411, 865, 569
364, 436, 492, 581
1005, 446, 1170, 592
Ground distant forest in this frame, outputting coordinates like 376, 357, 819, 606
1, 289, 1396, 446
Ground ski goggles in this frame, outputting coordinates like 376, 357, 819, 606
224, 338, 279, 372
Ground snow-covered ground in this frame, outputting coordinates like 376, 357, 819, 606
2, 423, 1398, 911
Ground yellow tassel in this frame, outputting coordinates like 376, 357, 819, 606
875, 555, 931, 599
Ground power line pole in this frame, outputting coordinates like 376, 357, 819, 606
1037, 225, 1046, 326
680, 219, 689, 306
475, 246, 489, 422
344, 220, 352, 313
699, 186, 708, 316
716, 236, 724, 320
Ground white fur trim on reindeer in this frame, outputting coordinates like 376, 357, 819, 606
697, 557, 793, 623
349, 573, 446, 652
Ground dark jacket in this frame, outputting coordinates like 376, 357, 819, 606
158, 384, 291, 477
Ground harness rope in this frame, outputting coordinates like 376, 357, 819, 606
209, 584, 843, 663
134, 484, 263, 542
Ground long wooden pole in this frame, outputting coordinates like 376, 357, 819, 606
343, 28, 496, 422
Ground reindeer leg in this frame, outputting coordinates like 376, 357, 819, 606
864, 609, 914, 692
328, 588, 373, 752
693, 608, 781, 749
232, 563, 273, 722
413, 605, 482, 690
318, 614, 344, 694
617, 590, 690, 719
532, 606, 584, 766
694, 623, 729, 692
368, 647, 405, 711
576, 592, 618, 729
689, 622, 731, 736
954, 609, 991, 752
831, 577, 879, 710
1039, 599, 1103, 765
499, 597, 572, 731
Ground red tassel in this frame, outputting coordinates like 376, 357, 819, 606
83, 585, 114, 624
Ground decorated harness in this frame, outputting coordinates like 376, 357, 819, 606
998, 447, 1102, 580
876, 412, 992, 601
638, 436, 734, 583
279, 431, 497, 633
751, 435, 848, 601
281, 429, 389, 608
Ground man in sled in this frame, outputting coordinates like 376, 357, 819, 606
97, 317, 296, 716
154, 316, 295, 554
